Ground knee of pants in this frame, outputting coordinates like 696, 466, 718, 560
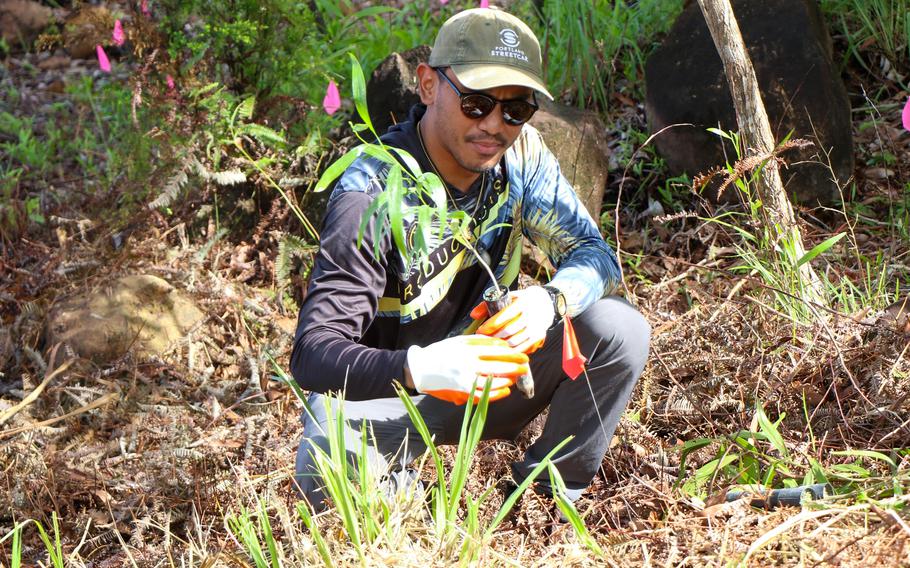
576, 296, 651, 376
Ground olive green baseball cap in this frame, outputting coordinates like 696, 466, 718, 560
428, 8, 554, 100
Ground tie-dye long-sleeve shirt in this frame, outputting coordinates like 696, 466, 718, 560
290, 105, 621, 400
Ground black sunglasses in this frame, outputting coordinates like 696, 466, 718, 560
435, 68, 538, 126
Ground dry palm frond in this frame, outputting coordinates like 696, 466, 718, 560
693, 138, 815, 199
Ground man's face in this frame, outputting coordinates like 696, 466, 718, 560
421, 66, 534, 178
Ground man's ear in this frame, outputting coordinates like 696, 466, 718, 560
416, 63, 437, 105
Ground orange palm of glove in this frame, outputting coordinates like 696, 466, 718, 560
470, 289, 550, 354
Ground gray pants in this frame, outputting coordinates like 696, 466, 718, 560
295, 295, 650, 507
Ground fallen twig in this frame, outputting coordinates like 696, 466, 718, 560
743, 508, 838, 563
0, 356, 73, 427
0, 392, 119, 439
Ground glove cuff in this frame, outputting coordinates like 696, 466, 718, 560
405, 344, 428, 393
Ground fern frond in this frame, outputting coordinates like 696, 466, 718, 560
209, 170, 247, 185
240, 123, 286, 147
148, 169, 189, 210
276, 234, 314, 285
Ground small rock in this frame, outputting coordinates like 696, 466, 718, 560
44, 275, 205, 367
46, 80, 66, 94
863, 167, 894, 180
62, 5, 112, 59
0, 0, 53, 49
37, 54, 71, 70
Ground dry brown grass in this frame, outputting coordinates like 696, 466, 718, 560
2, 201, 909, 566
3, 73, 910, 568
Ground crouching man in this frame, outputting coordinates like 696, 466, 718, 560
290, 7, 650, 510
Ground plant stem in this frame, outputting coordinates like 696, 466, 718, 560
459, 234, 502, 296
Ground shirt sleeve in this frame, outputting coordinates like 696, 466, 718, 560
289, 188, 409, 400
513, 127, 622, 316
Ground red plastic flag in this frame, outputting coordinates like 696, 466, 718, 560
902, 96, 910, 131
562, 316, 586, 380
480, 0, 490, 7
323, 80, 341, 115
112, 20, 125, 46
96, 45, 111, 73
141, 0, 150, 16
166, 74, 176, 92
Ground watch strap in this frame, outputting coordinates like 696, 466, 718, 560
541, 285, 566, 328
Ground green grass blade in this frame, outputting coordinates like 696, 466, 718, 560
33, 516, 64, 568
386, 164, 407, 258
796, 232, 846, 267
755, 404, 789, 459
267, 353, 308, 406
395, 383, 448, 510
256, 501, 281, 568
296, 502, 335, 568
227, 507, 270, 568
833, 449, 897, 470
11, 522, 22, 568
547, 464, 603, 556
314, 145, 363, 193
348, 54, 376, 138
485, 435, 573, 536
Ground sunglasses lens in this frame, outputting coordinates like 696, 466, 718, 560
460, 94, 496, 119
501, 101, 536, 125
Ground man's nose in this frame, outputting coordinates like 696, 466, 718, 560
476, 104, 505, 134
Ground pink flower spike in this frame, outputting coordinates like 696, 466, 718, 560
141, 0, 150, 16
112, 20, 126, 47
480, 0, 489, 7
96, 45, 111, 72
166, 74, 176, 92
323, 80, 341, 115
902, 96, 910, 131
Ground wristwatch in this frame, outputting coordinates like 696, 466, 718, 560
541, 285, 567, 328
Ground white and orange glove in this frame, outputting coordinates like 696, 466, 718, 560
406, 335, 529, 405
471, 286, 554, 354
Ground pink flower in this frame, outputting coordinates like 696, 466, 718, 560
166, 74, 176, 91
480, 0, 489, 7
440, 0, 448, 3
112, 20, 126, 47
903, 96, 910, 131
96, 45, 111, 72
141, 0, 150, 16
323, 80, 341, 115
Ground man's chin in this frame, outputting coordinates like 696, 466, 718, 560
468, 155, 503, 173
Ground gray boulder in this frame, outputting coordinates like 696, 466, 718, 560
645, 0, 853, 206
529, 99, 610, 220
367, 45, 431, 136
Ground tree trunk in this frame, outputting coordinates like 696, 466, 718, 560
697, 0, 824, 306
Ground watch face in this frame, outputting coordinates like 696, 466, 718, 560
556, 293, 567, 316
545, 286, 566, 317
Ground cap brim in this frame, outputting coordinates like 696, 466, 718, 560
451, 64, 554, 101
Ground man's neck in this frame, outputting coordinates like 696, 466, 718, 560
418, 120, 479, 193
